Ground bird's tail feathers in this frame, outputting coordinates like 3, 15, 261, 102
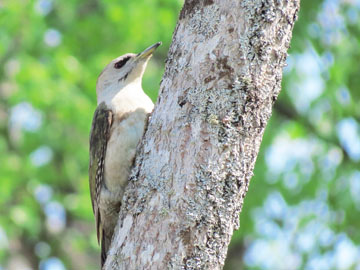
101, 229, 111, 268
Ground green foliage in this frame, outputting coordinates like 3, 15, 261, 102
1, 0, 359, 269
226, 1, 360, 269
0, 0, 181, 268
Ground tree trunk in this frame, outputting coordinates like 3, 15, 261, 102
104, 0, 299, 269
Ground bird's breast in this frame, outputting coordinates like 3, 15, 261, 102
103, 109, 149, 192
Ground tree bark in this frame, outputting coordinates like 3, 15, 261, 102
104, 0, 299, 269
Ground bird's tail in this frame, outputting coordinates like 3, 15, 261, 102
101, 230, 111, 268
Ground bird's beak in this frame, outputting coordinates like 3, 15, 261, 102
136, 42, 162, 61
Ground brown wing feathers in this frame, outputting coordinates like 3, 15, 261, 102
89, 102, 113, 245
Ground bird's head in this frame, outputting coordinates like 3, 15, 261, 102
96, 42, 161, 99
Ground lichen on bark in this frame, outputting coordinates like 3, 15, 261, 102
104, 0, 300, 269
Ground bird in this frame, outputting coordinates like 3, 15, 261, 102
89, 42, 161, 267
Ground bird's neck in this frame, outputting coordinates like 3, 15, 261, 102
97, 80, 142, 108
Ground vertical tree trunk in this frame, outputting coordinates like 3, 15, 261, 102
104, 0, 299, 269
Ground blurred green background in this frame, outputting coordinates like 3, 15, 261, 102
0, 0, 359, 269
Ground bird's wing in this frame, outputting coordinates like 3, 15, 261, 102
89, 102, 113, 244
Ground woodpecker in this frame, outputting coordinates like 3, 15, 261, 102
89, 42, 160, 267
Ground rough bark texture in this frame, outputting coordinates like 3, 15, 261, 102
104, 0, 299, 269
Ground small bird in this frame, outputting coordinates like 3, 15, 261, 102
89, 42, 160, 267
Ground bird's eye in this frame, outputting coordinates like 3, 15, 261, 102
114, 56, 130, 69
